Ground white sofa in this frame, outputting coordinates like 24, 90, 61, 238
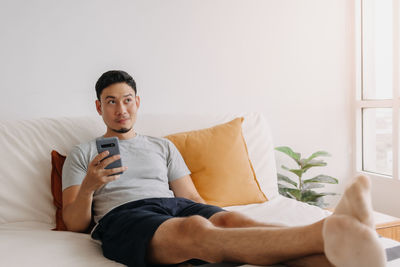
0, 113, 398, 266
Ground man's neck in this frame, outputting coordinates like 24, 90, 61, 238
103, 129, 137, 140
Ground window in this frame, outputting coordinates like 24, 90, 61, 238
357, 0, 400, 179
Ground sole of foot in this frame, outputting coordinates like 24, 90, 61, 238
334, 175, 375, 229
323, 215, 386, 267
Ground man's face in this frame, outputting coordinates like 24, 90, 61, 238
95, 82, 140, 138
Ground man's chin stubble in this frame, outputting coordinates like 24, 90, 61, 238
112, 127, 133, 134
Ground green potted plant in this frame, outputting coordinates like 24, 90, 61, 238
275, 146, 338, 208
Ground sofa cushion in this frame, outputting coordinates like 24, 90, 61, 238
0, 113, 278, 225
0, 223, 124, 267
0, 117, 105, 224
51, 150, 96, 233
136, 113, 279, 201
51, 150, 67, 231
166, 118, 267, 206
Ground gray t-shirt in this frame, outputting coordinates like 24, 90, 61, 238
62, 134, 191, 223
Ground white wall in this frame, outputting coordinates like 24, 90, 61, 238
1, 0, 374, 212
370, 176, 400, 217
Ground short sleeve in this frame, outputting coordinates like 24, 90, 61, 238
166, 140, 191, 182
62, 145, 89, 191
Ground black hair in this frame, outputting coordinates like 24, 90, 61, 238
95, 70, 137, 100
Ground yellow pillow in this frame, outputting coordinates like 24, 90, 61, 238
165, 117, 267, 207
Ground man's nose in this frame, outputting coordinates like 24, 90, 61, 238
116, 102, 127, 114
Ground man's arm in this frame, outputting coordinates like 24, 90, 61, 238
62, 151, 127, 232
62, 184, 93, 232
169, 175, 206, 204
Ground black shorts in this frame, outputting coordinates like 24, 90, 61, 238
91, 197, 225, 267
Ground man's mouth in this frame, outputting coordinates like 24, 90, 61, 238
116, 118, 129, 124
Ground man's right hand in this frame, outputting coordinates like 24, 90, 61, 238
81, 150, 128, 194
62, 151, 127, 232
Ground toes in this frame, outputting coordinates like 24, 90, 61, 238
355, 174, 371, 190
345, 175, 371, 199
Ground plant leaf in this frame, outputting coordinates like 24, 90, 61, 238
318, 192, 338, 196
278, 183, 288, 189
303, 175, 338, 184
302, 160, 327, 172
278, 187, 302, 200
278, 186, 294, 198
301, 191, 332, 208
306, 151, 331, 162
298, 158, 308, 168
281, 165, 290, 171
302, 183, 325, 190
277, 173, 298, 188
285, 188, 302, 200
281, 165, 304, 178
306, 198, 328, 208
308, 192, 336, 208
300, 190, 325, 202
289, 169, 304, 178
275, 146, 301, 164
304, 159, 327, 166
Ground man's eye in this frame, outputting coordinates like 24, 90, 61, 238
107, 100, 115, 104
125, 98, 132, 103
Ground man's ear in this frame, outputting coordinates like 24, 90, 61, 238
136, 95, 141, 109
95, 100, 102, 115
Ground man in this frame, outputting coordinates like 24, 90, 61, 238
62, 70, 386, 267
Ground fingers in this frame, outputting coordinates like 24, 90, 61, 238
86, 152, 127, 191
91, 150, 110, 166
98, 154, 121, 169
104, 166, 128, 177
105, 174, 120, 182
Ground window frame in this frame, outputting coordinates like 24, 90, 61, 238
355, 0, 400, 181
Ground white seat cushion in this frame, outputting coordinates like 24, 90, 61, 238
0, 222, 123, 266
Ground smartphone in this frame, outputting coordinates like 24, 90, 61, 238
96, 137, 123, 176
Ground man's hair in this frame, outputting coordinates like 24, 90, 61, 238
95, 70, 137, 100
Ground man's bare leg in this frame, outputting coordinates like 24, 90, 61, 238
208, 211, 332, 267
147, 175, 385, 266
283, 254, 333, 267
207, 210, 286, 228
147, 213, 325, 265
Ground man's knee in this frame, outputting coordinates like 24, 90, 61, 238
180, 215, 214, 239
148, 215, 216, 264
172, 215, 222, 262
154, 215, 214, 245
179, 216, 224, 263
210, 211, 253, 227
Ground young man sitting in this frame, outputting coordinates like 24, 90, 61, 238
62, 70, 386, 267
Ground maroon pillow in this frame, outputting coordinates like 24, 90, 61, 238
50, 150, 67, 231
51, 150, 95, 233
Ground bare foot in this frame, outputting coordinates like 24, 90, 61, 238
323, 215, 386, 267
333, 175, 375, 228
